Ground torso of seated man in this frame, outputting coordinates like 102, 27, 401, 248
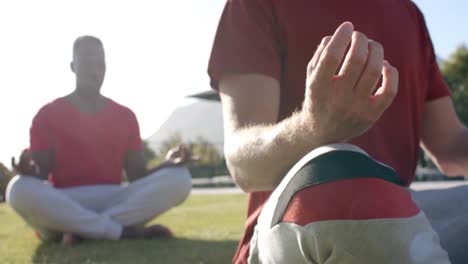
208, 0, 451, 262
29, 94, 143, 188
214, 0, 449, 229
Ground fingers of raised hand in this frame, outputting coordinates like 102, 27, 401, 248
11, 151, 38, 175
338, 31, 369, 86
314, 22, 354, 82
11, 157, 18, 171
354, 40, 384, 99
307, 36, 332, 77
370, 61, 399, 116
303, 22, 398, 141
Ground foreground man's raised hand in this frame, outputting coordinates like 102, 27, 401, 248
301, 22, 398, 144
219, 22, 398, 192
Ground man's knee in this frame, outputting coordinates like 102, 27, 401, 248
6, 175, 45, 211
170, 167, 192, 202
147, 167, 192, 204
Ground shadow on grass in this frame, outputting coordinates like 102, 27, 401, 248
32, 237, 238, 264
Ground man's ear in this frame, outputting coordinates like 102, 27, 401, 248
70, 61, 75, 73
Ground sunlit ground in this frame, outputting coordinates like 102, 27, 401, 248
0, 194, 246, 264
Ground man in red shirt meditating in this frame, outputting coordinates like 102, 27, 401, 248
6, 36, 192, 244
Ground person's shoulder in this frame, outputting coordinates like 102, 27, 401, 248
105, 98, 137, 119
105, 98, 133, 113
400, 0, 431, 39
34, 97, 68, 118
402, 0, 425, 20
405, 0, 422, 10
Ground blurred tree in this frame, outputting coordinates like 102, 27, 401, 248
0, 162, 14, 201
441, 44, 468, 124
148, 134, 228, 178
190, 136, 222, 165
142, 140, 157, 161
147, 133, 183, 168
158, 133, 184, 159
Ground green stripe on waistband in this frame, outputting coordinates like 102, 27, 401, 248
270, 150, 403, 228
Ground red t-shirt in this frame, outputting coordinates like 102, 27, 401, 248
29, 97, 143, 188
208, 0, 450, 263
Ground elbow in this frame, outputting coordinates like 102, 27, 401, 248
224, 151, 253, 192
434, 156, 463, 177
224, 139, 280, 192
438, 162, 461, 177
225, 156, 276, 193
425, 126, 468, 177
231, 170, 261, 193
224, 145, 265, 193
231, 171, 254, 193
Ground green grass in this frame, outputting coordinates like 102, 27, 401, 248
0, 194, 247, 264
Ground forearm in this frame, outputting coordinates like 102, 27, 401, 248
18, 164, 48, 180
225, 111, 334, 192
127, 161, 175, 182
20, 172, 48, 181
145, 161, 175, 175
34, 172, 49, 181
36, 164, 51, 181
432, 128, 468, 176
420, 97, 468, 177
222, 24, 398, 192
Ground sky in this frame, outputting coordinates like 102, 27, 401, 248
0, 0, 467, 166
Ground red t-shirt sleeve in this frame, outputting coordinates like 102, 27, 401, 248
30, 106, 53, 151
208, 0, 282, 90
413, 4, 451, 101
127, 110, 143, 151
426, 58, 450, 101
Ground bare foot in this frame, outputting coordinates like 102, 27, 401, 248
121, 224, 173, 240
61, 232, 85, 246
61, 232, 74, 246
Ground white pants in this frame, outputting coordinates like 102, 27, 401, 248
6, 167, 192, 241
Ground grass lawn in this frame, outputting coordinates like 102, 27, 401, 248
0, 193, 247, 264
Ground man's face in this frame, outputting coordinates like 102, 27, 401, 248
72, 41, 106, 91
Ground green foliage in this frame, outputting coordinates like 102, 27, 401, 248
157, 133, 184, 161
0, 162, 14, 201
147, 133, 184, 168
148, 135, 229, 178
441, 44, 468, 124
142, 140, 157, 161
191, 136, 223, 165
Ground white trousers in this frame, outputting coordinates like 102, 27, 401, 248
6, 167, 192, 241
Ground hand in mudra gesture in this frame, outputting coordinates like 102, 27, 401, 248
302, 22, 398, 144
11, 149, 40, 176
165, 144, 199, 166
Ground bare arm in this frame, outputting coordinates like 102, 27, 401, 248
11, 149, 52, 180
124, 150, 174, 182
125, 145, 193, 182
220, 74, 312, 191
421, 97, 468, 176
220, 22, 398, 192
31, 150, 53, 180
124, 150, 149, 182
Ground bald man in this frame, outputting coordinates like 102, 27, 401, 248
7, 36, 192, 244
